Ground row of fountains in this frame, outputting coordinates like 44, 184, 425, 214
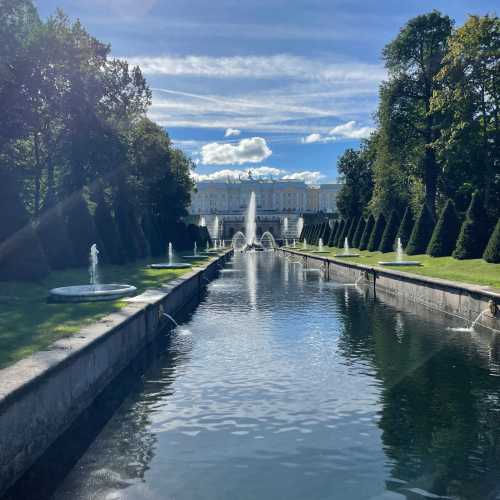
49, 238, 228, 303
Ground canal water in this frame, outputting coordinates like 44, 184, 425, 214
13, 253, 500, 499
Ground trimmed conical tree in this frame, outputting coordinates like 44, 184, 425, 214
453, 191, 491, 260
367, 213, 386, 252
95, 192, 126, 265
337, 218, 351, 247
142, 213, 165, 258
483, 218, 500, 263
396, 207, 414, 249
334, 220, 345, 248
37, 194, 75, 270
347, 217, 358, 247
328, 221, 339, 247
359, 214, 375, 250
426, 200, 461, 257
66, 192, 100, 267
406, 204, 435, 256
379, 210, 400, 253
352, 217, 366, 248
0, 170, 50, 281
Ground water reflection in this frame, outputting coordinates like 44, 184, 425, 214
7, 253, 500, 500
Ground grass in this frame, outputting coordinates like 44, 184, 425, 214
0, 252, 214, 369
297, 245, 500, 290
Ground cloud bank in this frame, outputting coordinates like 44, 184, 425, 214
201, 137, 272, 165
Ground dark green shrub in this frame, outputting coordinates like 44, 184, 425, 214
337, 218, 351, 247
406, 204, 435, 255
0, 170, 50, 281
328, 221, 339, 247
426, 200, 461, 257
37, 195, 75, 270
66, 192, 99, 267
359, 214, 375, 250
396, 207, 414, 249
334, 220, 345, 247
347, 217, 358, 247
367, 213, 386, 252
379, 210, 400, 253
352, 218, 366, 248
453, 191, 491, 259
94, 190, 126, 265
483, 218, 500, 263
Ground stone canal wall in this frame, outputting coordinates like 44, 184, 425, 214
0, 251, 232, 496
282, 249, 500, 332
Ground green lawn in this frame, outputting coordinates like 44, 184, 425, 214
297, 245, 500, 290
0, 253, 213, 369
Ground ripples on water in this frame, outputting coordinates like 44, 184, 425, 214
15, 253, 500, 500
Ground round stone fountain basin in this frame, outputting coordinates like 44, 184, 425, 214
378, 261, 421, 266
49, 284, 137, 303
335, 253, 360, 258
150, 263, 192, 270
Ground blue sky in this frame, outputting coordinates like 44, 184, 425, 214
37, 0, 498, 184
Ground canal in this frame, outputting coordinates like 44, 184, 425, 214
9, 252, 500, 499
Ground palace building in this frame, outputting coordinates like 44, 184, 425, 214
188, 177, 340, 240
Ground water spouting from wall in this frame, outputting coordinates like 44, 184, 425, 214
319, 238, 324, 252
245, 192, 257, 246
89, 244, 100, 287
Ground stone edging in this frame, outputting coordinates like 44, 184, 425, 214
0, 250, 232, 496
281, 248, 500, 331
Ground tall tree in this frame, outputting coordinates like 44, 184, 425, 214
431, 15, 500, 219
380, 11, 453, 215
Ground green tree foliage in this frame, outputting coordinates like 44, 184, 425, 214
406, 204, 435, 255
379, 210, 400, 253
396, 207, 414, 248
336, 143, 374, 219
94, 188, 126, 265
426, 199, 461, 257
0, 3, 195, 280
379, 11, 453, 215
483, 218, 500, 263
453, 191, 491, 259
337, 218, 351, 247
431, 15, 500, 219
352, 218, 366, 248
346, 217, 358, 247
0, 169, 49, 280
359, 214, 375, 250
367, 213, 387, 252
328, 221, 339, 247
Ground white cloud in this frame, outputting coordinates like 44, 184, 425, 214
127, 54, 385, 83
300, 133, 337, 144
282, 171, 324, 184
191, 166, 323, 185
301, 133, 322, 144
329, 121, 374, 139
201, 137, 272, 165
224, 128, 241, 137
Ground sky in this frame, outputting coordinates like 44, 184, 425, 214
37, 0, 498, 185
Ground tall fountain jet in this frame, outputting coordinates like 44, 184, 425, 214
213, 215, 220, 241
245, 192, 257, 246
297, 217, 304, 238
